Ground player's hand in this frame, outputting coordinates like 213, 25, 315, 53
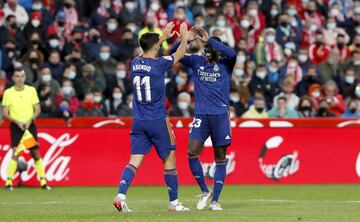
179, 22, 189, 41
15, 120, 25, 131
187, 26, 197, 42
197, 27, 209, 42
24, 121, 32, 130
162, 22, 176, 40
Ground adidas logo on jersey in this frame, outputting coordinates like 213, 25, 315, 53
200, 66, 204, 70
225, 135, 231, 140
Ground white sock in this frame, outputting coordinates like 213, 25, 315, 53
170, 199, 179, 205
117, 193, 126, 200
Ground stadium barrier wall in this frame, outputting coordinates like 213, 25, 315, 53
0, 118, 360, 186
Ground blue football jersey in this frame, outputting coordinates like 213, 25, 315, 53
131, 55, 174, 120
172, 39, 236, 115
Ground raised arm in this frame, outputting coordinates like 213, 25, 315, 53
159, 22, 176, 45
172, 23, 190, 64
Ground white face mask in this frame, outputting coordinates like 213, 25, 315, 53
32, 19, 40, 28
116, 70, 126, 79
178, 101, 189, 110
284, 48, 292, 56
125, 1, 136, 11
100, 52, 110, 61
270, 10, 279, 17
129, 101, 133, 109
32, 3, 43, 10
67, 71, 76, 79
49, 39, 60, 48
216, 20, 226, 27
175, 76, 185, 85
197, 0, 205, 4
248, 9, 258, 17
356, 88, 360, 98
230, 94, 240, 103
266, 35, 275, 44
298, 54, 308, 63
150, 3, 160, 11
256, 71, 266, 79
312, 91, 321, 98
327, 23, 336, 30
237, 55, 246, 63
330, 8, 340, 16
241, 20, 250, 28
354, 7, 360, 14
269, 66, 278, 73
287, 9, 297, 16
345, 76, 355, 84
354, 60, 360, 66
94, 96, 102, 103
107, 23, 117, 31
229, 112, 236, 119
62, 86, 73, 95
177, 13, 185, 19
234, 68, 244, 77
42, 74, 52, 83
113, 92, 123, 100
309, 24, 318, 32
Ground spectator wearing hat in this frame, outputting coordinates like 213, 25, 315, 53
38, 84, 57, 118
242, 97, 268, 119
3, 0, 29, 29
47, 10, 67, 47
23, 11, 47, 41
98, 17, 122, 46
254, 28, 284, 66
31, 0, 53, 28
309, 31, 331, 65
268, 96, 299, 118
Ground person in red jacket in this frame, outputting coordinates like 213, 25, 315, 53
309, 31, 330, 65
322, 80, 346, 116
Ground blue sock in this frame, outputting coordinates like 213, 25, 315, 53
212, 160, 227, 202
188, 156, 209, 193
118, 164, 137, 195
164, 169, 178, 201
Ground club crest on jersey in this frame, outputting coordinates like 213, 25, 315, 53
213, 64, 219, 72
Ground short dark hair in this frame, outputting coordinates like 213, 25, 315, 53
278, 96, 287, 102
14, 67, 25, 74
139, 32, 160, 52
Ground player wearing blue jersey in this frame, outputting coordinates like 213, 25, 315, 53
170, 27, 236, 211
113, 22, 192, 212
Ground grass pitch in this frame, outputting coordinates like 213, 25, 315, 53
1, 185, 360, 222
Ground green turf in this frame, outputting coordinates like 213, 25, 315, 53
1, 185, 360, 222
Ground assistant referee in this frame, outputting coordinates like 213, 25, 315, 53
2, 68, 50, 190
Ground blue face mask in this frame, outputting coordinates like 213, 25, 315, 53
268, 72, 279, 84
59, 104, 69, 112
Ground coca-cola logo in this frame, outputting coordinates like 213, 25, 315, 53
259, 136, 299, 180
202, 152, 236, 179
0, 133, 78, 183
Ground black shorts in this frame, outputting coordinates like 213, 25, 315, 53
10, 122, 38, 148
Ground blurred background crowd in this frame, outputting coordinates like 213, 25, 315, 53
0, 0, 360, 119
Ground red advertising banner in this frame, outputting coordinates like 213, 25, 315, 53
0, 128, 360, 186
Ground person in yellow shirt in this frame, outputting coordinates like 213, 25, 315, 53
2, 68, 50, 191
138, 14, 169, 52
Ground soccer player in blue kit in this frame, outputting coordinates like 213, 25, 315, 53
113, 22, 192, 212
170, 27, 236, 211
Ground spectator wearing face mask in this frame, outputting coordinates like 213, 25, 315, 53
242, 97, 268, 119
266, 3, 280, 28
275, 14, 302, 49
89, 0, 115, 28
169, 92, 194, 117
323, 17, 350, 48
3, 0, 29, 29
322, 80, 346, 116
47, 11, 68, 47
62, 0, 78, 39
98, 16, 122, 46
273, 77, 300, 110
297, 96, 316, 118
268, 96, 299, 118
172, 7, 191, 38
245, 1, 265, 36
309, 31, 331, 65
23, 12, 47, 41
300, 20, 319, 48
105, 86, 127, 116
57, 99, 73, 120
229, 89, 246, 117
34, 67, 61, 102
55, 79, 79, 114
338, 67, 358, 99
316, 99, 336, 117
64, 48, 86, 73
78, 64, 106, 98
45, 34, 62, 58
77, 92, 105, 117
285, 3, 303, 31
118, 0, 144, 27
1, 40, 19, 78
20, 49, 44, 84
166, 66, 188, 105
209, 14, 235, 48
222, 1, 242, 45
168, 0, 193, 24
342, 99, 360, 118
31, 0, 53, 28
303, 1, 324, 27
295, 65, 320, 97
298, 48, 313, 72
267, 60, 280, 85
279, 57, 303, 85
117, 28, 138, 62
238, 15, 258, 52
107, 62, 131, 97
0, 15, 26, 51
147, 0, 169, 30
333, 34, 351, 64
45, 50, 65, 82
92, 45, 116, 85
38, 84, 57, 118
231, 62, 251, 104
249, 65, 281, 109
93, 89, 108, 116
254, 28, 284, 66
344, 50, 360, 81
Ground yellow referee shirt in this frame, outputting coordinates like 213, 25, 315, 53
1, 85, 39, 122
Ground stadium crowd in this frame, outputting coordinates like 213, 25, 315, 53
0, 0, 360, 119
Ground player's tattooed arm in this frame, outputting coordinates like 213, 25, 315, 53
172, 22, 189, 64
159, 22, 176, 44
